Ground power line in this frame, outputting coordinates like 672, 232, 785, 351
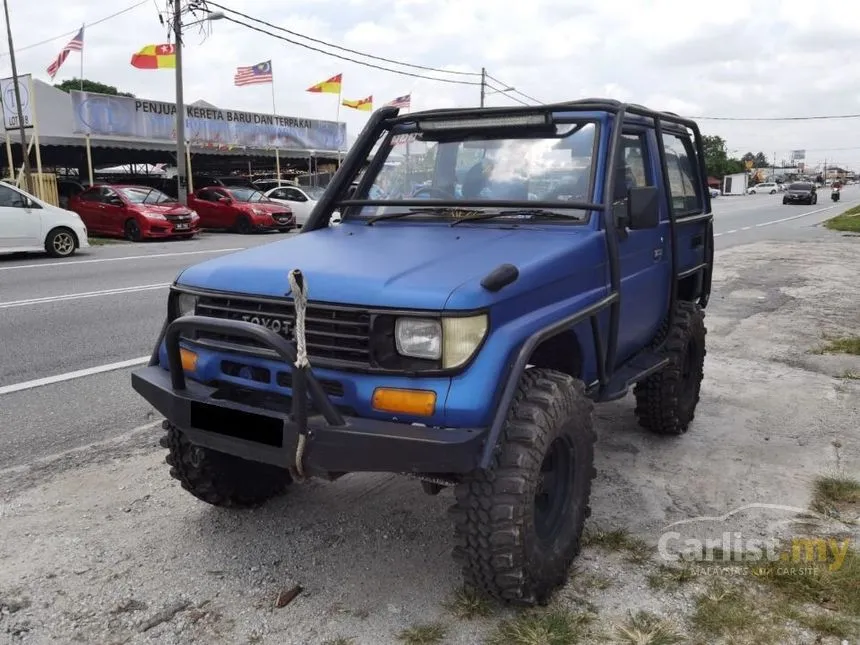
207, 1, 481, 78
0, 0, 149, 59
220, 15, 481, 86
693, 113, 860, 121
484, 72, 543, 105
484, 78, 531, 107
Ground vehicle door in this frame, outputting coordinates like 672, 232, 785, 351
98, 187, 127, 236
0, 183, 41, 249
188, 189, 215, 226
614, 129, 672, 364
73, 187, 105, 231
660, 131, 709, 301
272, 187, 308, 222
210, 188, 236, 227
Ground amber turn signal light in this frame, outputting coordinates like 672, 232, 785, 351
371, 387, 436, 417
179, 348, 198, 372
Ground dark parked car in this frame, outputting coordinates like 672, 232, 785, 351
783, 182, 817, 205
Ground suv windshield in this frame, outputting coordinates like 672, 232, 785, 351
348, 121, 598, 224
228, 188, 267, 202
117, 186, 176, 205
788, 183, 811, 190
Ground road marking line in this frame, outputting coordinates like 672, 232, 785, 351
725, 229, 737, 234
753, 205, 834, 228
740, 226, 752, 231
0, 283, 170, 308
0, 356, 149, 396
0, 247, 245, 272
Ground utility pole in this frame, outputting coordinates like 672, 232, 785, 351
480, 67, 486, 107
173, 0, 187, 204
2, 0, 32, 193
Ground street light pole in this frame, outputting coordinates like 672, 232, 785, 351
480, 67, 486, 107
2, 0, 32, 193
172, 0, 188, 204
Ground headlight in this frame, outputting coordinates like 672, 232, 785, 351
145, 212, 167, 220
395, 314, 488, 369
189, 210, 199, 219
176, 293, 198, 317
252, 208, 266, 216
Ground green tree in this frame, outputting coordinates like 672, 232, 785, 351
54, 78, 134, 97
702, 135, 746, 177
753, 151, 769, 168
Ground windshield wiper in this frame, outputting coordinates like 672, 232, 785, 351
449, 209, 580, 227
366, 207, 480, 225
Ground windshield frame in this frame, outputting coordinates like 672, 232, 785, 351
788, 182, 812, 191
227, 187, 268, 203
340, 118, 603, 225
116, 186, 176, 205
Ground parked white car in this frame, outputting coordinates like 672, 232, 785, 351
263, 185, 325, 227
0, 180, 89, 257
709, 187, 720, 198
747, 182, 779, 194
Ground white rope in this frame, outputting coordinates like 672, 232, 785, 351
287, 269, 309, 369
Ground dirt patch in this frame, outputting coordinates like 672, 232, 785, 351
1, 238, 859, 644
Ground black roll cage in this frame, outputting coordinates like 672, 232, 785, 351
302, 97, 713, 383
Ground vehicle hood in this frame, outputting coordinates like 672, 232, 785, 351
133, 202, 193, 215
176, 222, 601, 310
238, 201, 291, 212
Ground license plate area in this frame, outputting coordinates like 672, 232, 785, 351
189, 401, 283, 447
175, 223, 189, 230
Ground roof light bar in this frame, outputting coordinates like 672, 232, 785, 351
417, 114, 550, 130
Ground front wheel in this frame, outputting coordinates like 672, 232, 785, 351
770, 190, 776, 194
45, 228, 77, 258
450, 369, 596, 605
124, 218, 143, 242
634, 301, 707, 435
160, 422, 291, 508
783, 198, 788, 205
235, 214, 253, 234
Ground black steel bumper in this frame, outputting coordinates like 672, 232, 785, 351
131, 315, 486, 475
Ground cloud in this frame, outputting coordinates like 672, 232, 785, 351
3, 0, 860, 168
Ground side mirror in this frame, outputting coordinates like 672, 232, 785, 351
330, 211, 342, 226
625, 186, 660, 230
218, 196, 233, 204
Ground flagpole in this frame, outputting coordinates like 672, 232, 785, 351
335, 84, 342, 165
270, 68, 281, 187
79, 23, 84, 91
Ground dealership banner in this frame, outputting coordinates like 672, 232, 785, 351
70, 90, 346, 152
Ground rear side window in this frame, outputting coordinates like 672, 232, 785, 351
662, 133, 703, 216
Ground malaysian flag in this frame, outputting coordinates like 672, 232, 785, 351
46, 26, 84, 79
234, 60, 273, 86
385, 94, 411, 109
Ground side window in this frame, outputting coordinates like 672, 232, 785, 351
199, 189, 218, 202
0, 184, 28, 208
285, 188, 306, 202
100, 187, 120, 204
79, 188, 102, 202
621, 133, 653, 188
662, 133, 703, 216
268, 188, 286, 200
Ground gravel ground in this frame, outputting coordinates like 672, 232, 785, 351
1, 236, 859, 645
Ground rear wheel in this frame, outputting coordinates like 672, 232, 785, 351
783, 198, 788, 205
450, 368, 595, 605
160, 421, 291, 508
634, 301, 706, 435
124, 218, 142, 242
45, 228, 77, 258
770, 189, 776, 194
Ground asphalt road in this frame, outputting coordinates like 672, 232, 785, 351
1, 188, 857, 469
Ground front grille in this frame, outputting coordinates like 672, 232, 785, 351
194, 294, 372, 368
166, 214, 192, 222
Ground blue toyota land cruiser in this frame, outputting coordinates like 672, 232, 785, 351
132, 99, 714, 605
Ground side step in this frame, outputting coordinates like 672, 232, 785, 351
598, 351, 670, 402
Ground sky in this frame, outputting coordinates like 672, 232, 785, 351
2, 0, 860, 170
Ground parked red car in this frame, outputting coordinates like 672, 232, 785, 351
187, 186, 294, 233
68, 184, 200, 241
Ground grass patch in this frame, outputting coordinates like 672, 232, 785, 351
396, 622, 446, 645
781, 605, 859, 640
613, 610, 685, 645
811, 335, 860, 355
690, 582, 785, 644
840, 370, 860, 380
582, 528, 652, 564
810, 474, 860, 516
87, 236, 128, 246
443, 586, 493, 620
824, 204, 860, 233
485, 609, 593, 645
646, 563, 698, 591
750, 546, 860, 616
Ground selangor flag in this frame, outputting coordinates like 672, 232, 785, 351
342, 95, 373, 111
306, 73, 342, 94
131, 44, 176, 69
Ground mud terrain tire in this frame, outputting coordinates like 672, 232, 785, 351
160, 421, 291, 508
450, 368, 596, 605
634, 301, 706, 435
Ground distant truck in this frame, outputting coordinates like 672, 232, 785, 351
722, 172, 748, 195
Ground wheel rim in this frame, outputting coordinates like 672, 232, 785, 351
126, 221, 141, 241
534, 437, 574, 544
53, 232, 74, 255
